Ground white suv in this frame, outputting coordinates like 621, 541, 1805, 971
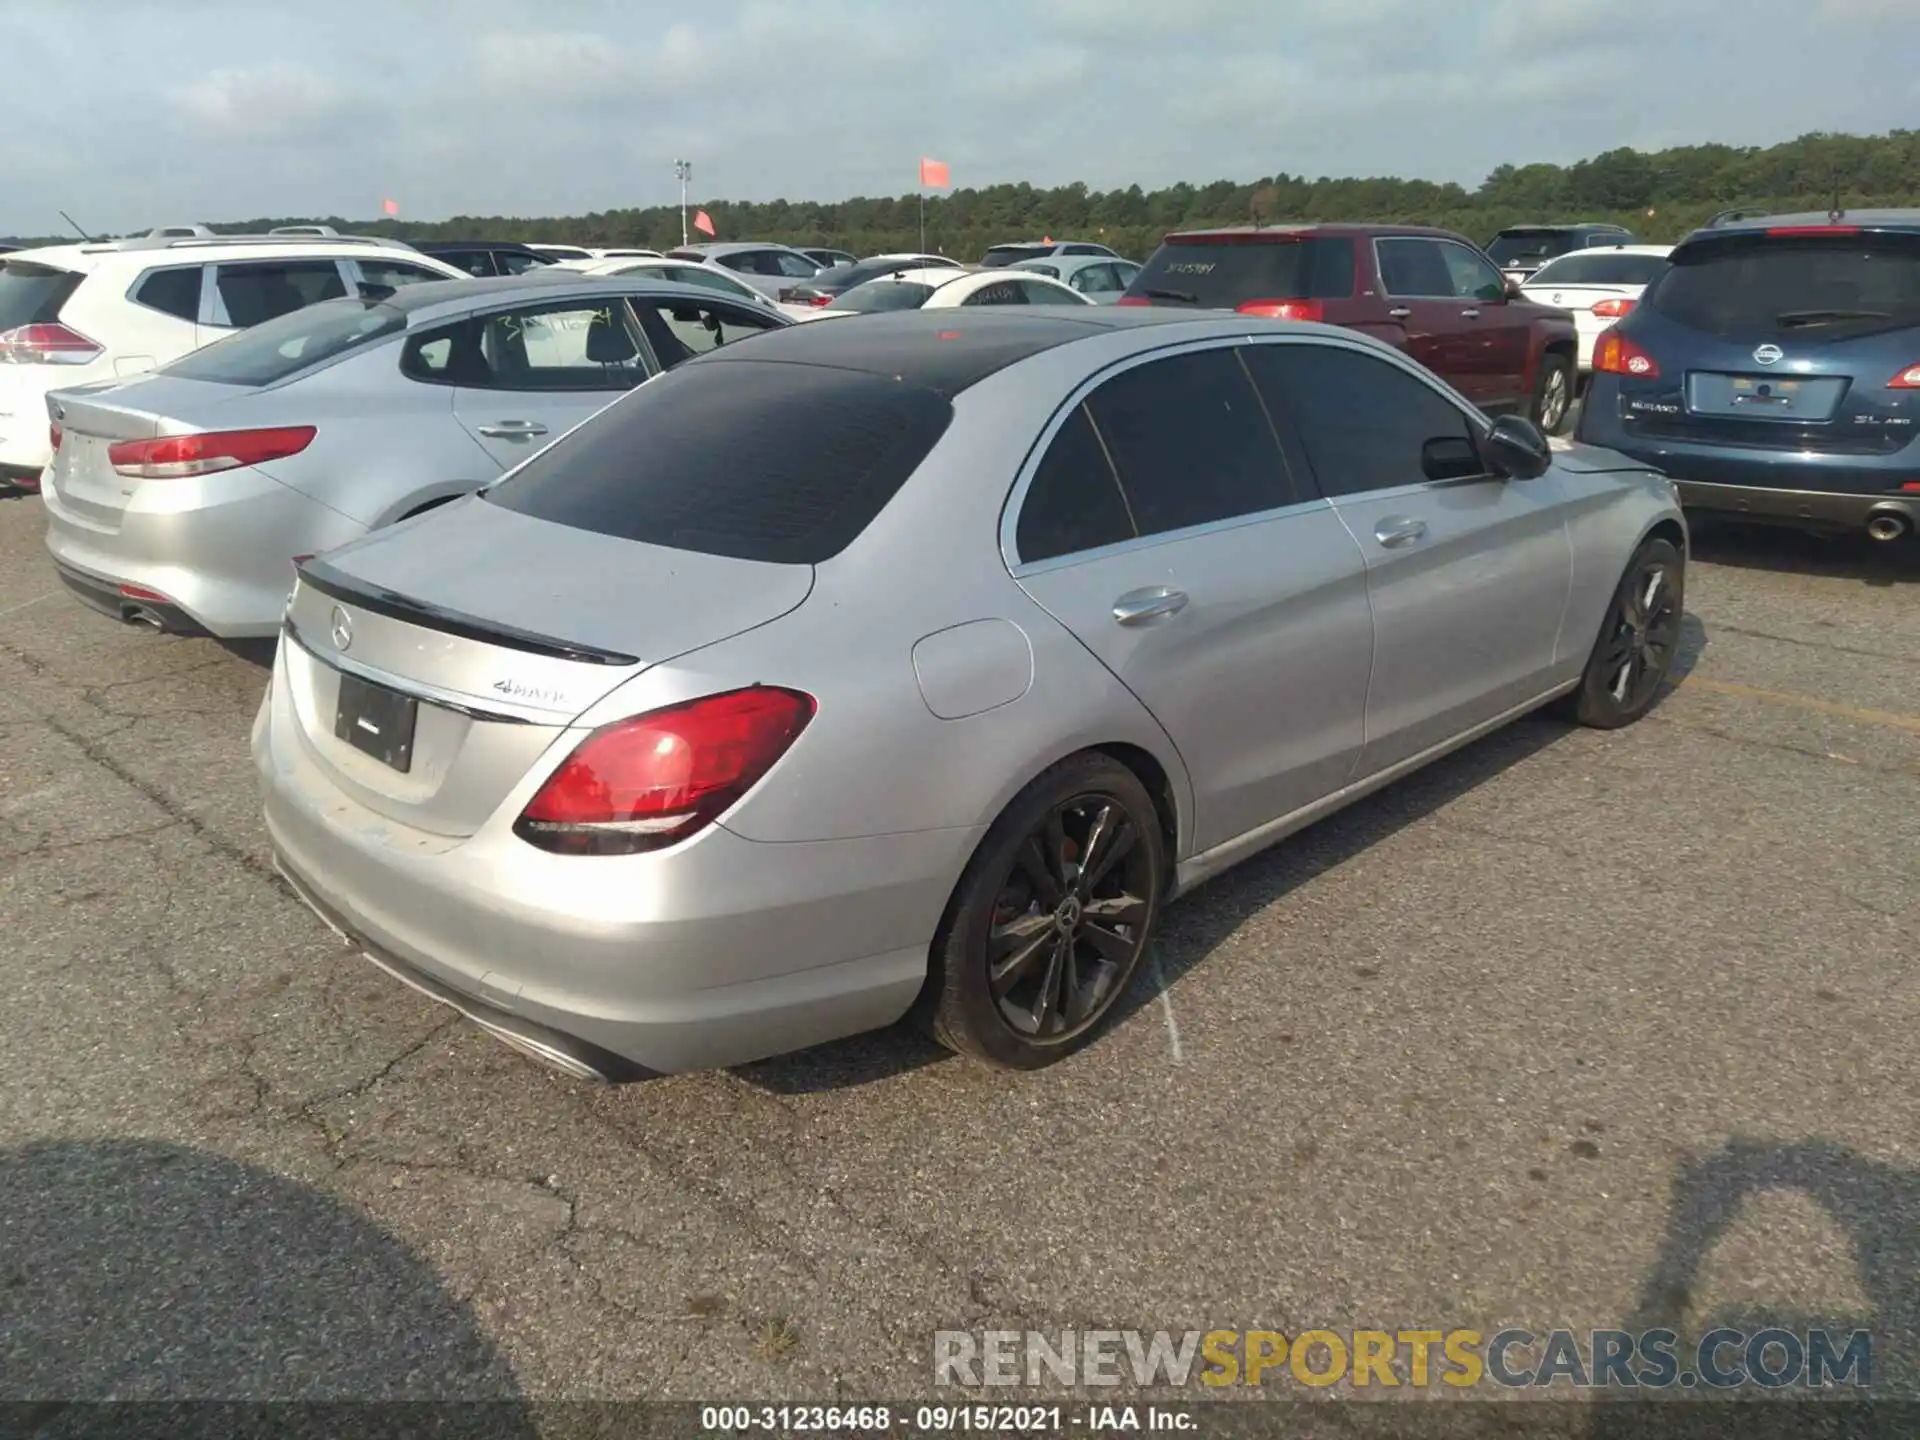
0, 235, 467, 487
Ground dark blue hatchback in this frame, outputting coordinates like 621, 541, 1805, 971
1576, 209, 1920, 543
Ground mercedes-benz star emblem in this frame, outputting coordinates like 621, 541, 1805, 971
1752, 343, 1784, 366
329, 605, 353, 652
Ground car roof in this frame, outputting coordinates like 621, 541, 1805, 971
370, 272, 778, 322
1494, 223, 1633, 234
672, 241, 808, 257
1526, 243, 1674, 262
1013, 254, 1131, 272
2, 238, 442, 274
675, 306, 1246, 397
1162, 222, 1468, 241
1690, 207, 1920, 238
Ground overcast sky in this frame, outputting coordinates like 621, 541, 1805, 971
2, 0, 1914, 235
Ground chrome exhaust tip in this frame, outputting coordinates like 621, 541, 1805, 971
122, 605, 165, 630
1866, 506, 1912, 543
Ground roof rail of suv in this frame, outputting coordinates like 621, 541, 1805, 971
1703, 206, 1772, 228
82, 233, 420, 254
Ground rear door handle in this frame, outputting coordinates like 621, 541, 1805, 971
477, 420, 549, 438
1112, 586, 1189, 626
1373, 516, 1429, 549
1387, 306, 1412, 319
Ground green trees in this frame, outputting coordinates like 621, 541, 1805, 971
11, 129, 1917, 258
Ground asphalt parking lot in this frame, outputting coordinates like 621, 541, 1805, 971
1, 487, 1917, 1406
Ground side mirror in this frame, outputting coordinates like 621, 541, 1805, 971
1483, 415, 1552, 479
1504, 277, 1523, 299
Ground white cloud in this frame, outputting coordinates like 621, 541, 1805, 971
167, 64, 348, 137
470, 31, 630, 101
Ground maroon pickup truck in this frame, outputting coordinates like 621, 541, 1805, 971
1120, 223, 1581, 434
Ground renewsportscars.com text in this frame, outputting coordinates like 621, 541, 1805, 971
933, 1327, 1872, 1391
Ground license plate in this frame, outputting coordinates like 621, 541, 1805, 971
334, 672, 418, 772
1730, 376, 1802, 405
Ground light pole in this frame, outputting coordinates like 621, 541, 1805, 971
673, 159, 692, 246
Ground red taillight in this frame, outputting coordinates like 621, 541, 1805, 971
117, 582, 172, 604
1903, 481, 1920, 493
1591, 297, 1636, 319
1238, 298, 1324, 322
49, 422, 62, 452
516, 686, 815, 856
0, 322, 103, 366
1116, 295, 1151, 307
1594, 330, 1660, 378
1888, 363, 1920, 389
1766, 225, 1860, 236
107, 425, 316, 479
806, 294, 833, 307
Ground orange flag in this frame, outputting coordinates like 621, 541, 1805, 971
920, 157, 950, 189
693, 209, 716, 236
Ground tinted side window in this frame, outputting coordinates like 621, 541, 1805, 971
1375, 239, 1455, 298
1084, 347, 1295, 536
1016, 405, 1135, 563
133, 266, 203, 321
355, 260, 453, 296
215, 261, 348, 327
1244, 343, 1475, 499
773, 251, 819, 278
436, 250, 495, 277
1018, 279, 1084, 306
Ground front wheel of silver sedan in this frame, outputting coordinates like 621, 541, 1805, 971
922, 753, 1166, 1070
1558, 535, 1685, 730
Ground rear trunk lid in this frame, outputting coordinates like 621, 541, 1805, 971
45, 376, 255, 530
1123, 232, 1358, 311
281, 497, 813, 837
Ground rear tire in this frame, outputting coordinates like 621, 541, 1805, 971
1532, 352, 1576, 436
1555, 536, 1685, 729
922, 753, 1166, 1070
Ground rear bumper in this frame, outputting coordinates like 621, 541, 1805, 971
1671, 480, 1916, 529
53, 557, 208, 634
253, 648, 976, 1076
41, 465, 367, 638
0, 463, 42, 493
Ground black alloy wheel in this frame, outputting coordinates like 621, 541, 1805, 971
923, 753, 1166, 1068
1560, 536, 1685, 729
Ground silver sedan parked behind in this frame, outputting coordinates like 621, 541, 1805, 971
256, 309, 1686, 1081
41, 274, 792, 637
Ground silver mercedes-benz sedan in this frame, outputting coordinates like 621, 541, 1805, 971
41, 274, 791, 638
256, 308, 1686, 1080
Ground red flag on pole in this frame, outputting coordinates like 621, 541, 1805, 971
693, 209, 716, 236
919, 157, 950, 189
382, 198, 400, 216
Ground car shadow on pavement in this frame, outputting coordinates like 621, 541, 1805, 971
0, 1139, 534, 1435
1690, 520, 1919, 588
1585, 1137, 1919, 1438
743, 607, 1711, 1096
217, 637, 279, 670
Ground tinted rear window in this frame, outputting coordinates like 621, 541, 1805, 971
1127, 237, 1355, 307
482, 359, 955, 563
0, 262, 82, 329
1648, 234, 1920, 340
1526, 253, 1669, 286
1487, 231, 1582, 265
982, 246, 1046, 267
162, 299, 404, 386
829, 281, 936, 312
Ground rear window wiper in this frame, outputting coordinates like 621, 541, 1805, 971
1774, 307, 1893, 327
1140, 287, 1199, 303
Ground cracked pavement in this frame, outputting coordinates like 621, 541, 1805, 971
1, 490, 1917, 1405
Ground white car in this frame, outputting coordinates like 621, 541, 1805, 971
804, 267, 1094, 319
563, 257, 817, 320
660, 242, 825, 301
1518, 244, 1674, 373
530, 244, 665, 264
0, 234, 466, 488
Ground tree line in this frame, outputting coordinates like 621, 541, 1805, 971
9, 129, 1918, 260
